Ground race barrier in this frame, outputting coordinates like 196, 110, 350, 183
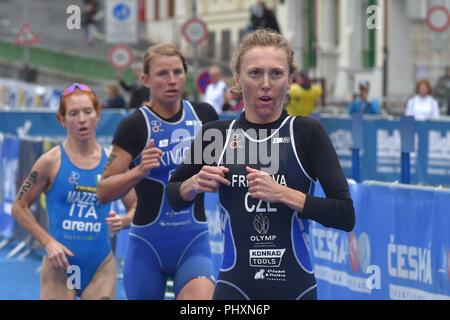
204, 192, 224, 281
0, 136, 21, 241
311, 180, 450, 300
319, 114, 450, 186
203, 180, 450, 300
0, 109, 127, 146
1, 111, 449, 299
0, 78, 61, 110
2, 135, 448, 299
1, 110, 449, 185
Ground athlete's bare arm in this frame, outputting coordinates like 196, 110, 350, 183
105, 189, 137, 234
101, 147, 137, 233
97, 140, 162, 204
11, 147, 75, 270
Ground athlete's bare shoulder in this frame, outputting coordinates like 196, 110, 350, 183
34, 145, 62, 189
39, 145, 61, 165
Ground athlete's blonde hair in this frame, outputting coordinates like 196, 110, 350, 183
230, 29, 297, 97
143, 43, 188, 76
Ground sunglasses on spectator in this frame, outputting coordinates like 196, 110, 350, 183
62, 83, 94, 96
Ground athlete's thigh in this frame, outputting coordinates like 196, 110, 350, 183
80, 252, 116, 300
174, 232, 215, 299
123, 234, 166, 300
40, 256, 77, 300
177, 277, 215, 300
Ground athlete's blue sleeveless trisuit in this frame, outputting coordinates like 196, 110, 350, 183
215, 116, 317, 299
123, 100, 214, 299
46, 145, 111, 295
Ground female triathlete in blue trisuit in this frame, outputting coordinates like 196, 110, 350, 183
97, 44, 218, 300
12, 84, 136, 299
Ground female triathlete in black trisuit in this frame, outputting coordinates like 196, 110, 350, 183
166, 30, 355, 300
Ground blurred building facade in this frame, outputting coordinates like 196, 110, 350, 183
141, 0, 450, 113
143, 0, 275, 70
142, 0, 450, 112
1, 0, 448, 113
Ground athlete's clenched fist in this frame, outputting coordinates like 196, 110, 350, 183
246, 166, 284, 203
180, 165, 230, 202
194, 165, 231, 193
138, 139, 163, 177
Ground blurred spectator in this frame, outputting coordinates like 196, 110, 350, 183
183, 88, 190, 100
285, 70, 323, 117
433, 66, 450, 115
82, 0, 99, 45
249, 1, 281, 34
115, 65, 150, 109
204, 66, 231, 115
102, 83, 126, 109
348, 80, 380, 115
405, 79, 440, 121
222, 78, 244, 112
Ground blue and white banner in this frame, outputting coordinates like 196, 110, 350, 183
0, 137, 21, 239
0, 78, 61, 109
1, 111, 448, 185
12, 139, 44, 242
312, 181, 450, 299
110, 200, 130, 260
320, 115, 450, 186
204, 192, 224, 280
320, 116, 353, 175
0, 110, 127, 146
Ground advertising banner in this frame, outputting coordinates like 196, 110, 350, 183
204, 192, 224, 280
2, 112, 448, 185
0, 137, 21, 239
0, 78, 61, 109
0, 110, 127, 146
312, 181, 450, 299
320, 115, 450, 186
13, 140, 44, 242
110, 200, 129, 260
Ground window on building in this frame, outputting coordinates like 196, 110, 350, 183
168, 0, 174, 18
154, 0, 159, 21
334, 0, 340, 46
362, 0, 376, 68
222, 30, 231, 62
208, 31, 216, 58
303, 0, 316, 68
139, 0, 146, 22
239, 29, 246, 42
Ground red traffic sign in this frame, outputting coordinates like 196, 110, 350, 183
426, 6, 450, 32
15, 23, 39, 46
196, 70, 211, 94
108, 45, 134, 70
181, 18, 208, 44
